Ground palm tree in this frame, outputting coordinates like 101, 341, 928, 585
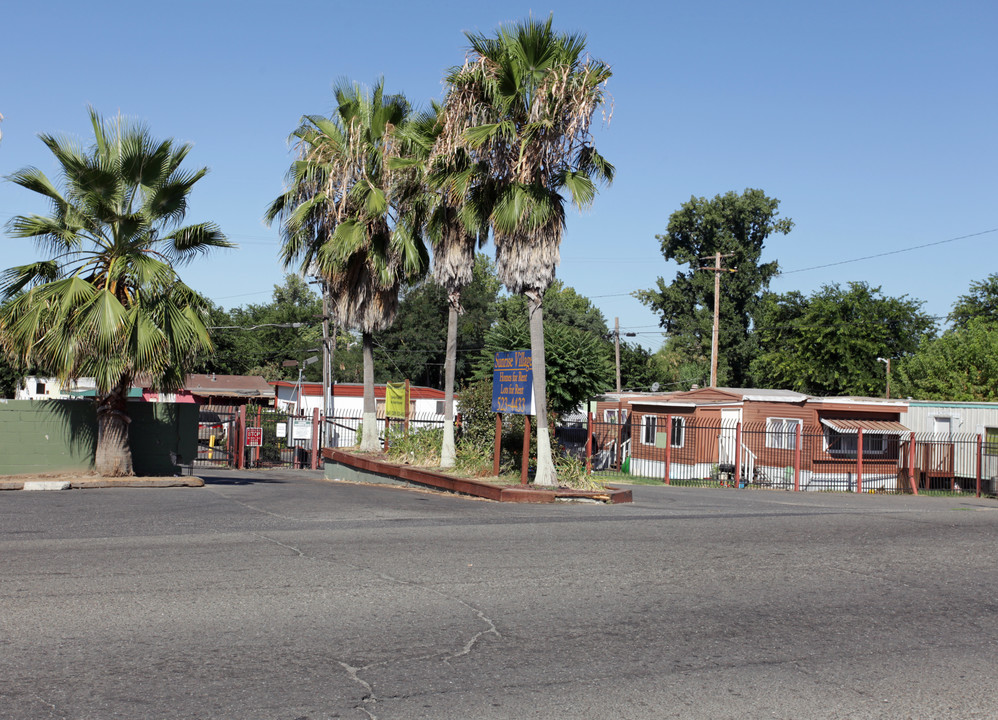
267, 79, 427, 452
444, 16, 614, 484
392, 104, 490, 466
0, 108, 232, 476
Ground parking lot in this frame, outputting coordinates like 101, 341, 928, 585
3, 470, 997, 719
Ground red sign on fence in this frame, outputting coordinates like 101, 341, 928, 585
245, 427, 263, 447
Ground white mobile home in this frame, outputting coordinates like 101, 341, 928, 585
903, 400, 998, 491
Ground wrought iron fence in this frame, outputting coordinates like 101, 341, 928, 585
324, 411, 447, 449
581, 413, 995, 496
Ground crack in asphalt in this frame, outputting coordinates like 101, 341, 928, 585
251, 532, 501, 718
338, 662, 378, 719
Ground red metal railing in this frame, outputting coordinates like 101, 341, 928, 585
581, 414, 993, 496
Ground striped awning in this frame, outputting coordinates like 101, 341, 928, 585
820, 418, 910, 435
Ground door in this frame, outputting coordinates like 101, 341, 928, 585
928, 416, 954, 474
718, 409, 742, 466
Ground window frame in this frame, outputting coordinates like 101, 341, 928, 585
670, 416, 685, 448
641, 415, 657, 445
985, 427, 998, 456
766, 417, 802, 450
824, 428, 887, 457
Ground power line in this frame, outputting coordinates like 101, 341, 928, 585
777, 228, 998, 275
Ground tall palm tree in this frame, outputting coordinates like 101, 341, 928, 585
392, 104, 490, 466
0, 108, 232, 475
267, 79, 427, 452
444, 16, 614, 484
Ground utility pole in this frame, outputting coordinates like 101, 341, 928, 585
698, 252, 737, 387
614, 317, 621, 393
613, 317, 636, 394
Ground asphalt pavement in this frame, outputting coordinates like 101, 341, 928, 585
2, 468, 997, 719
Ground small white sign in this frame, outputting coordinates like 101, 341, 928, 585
276, 422, 287, 438
291, 418, 313, 441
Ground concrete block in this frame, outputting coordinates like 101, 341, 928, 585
22, 481, 72, 491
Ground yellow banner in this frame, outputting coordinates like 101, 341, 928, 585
385, 381, 407, 419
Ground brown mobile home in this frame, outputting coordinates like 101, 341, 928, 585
599, 388, 909, 491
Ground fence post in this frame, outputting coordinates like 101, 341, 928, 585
521, 415, 531, 485
734, 421, 742, 488
856, 428, 864, 493
908, 432, 918, 495
493, 414, 502, 476
977, 434, 983, 498
237, 404, 247, 470
793, 423, 802, 492
311, 408, 321, 470
615, 400, 623, 471
586, 412, 593, 476
404, 379, 410, 435
664, 415, 672, 485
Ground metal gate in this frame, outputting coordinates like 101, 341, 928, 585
193, 405, 321, 470
242, 407, 318, 469
195, 406, 238, 468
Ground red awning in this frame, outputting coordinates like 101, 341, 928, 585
820, 419, 909, 435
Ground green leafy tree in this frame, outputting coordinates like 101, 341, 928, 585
445, 15, 613, 484
648, 338, 709, 391
637, 189, 793, 388
267, 80, 428, 451
197, 276, 323, 380
0, 108, 231, 475
894, 318, 998, 401
751, 282, 936, 396
618, 341, 673, 392
0, 356, 23, 399
949, 273, 998, 330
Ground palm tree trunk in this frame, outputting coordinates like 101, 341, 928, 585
527, 290, 557, 485
360, 331, 379, 452
441, 295, 460, 467
95, 379, 133, 476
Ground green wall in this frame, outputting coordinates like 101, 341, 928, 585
0, 400, 198, 476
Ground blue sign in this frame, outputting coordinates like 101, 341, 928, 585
491, 351, 534, 414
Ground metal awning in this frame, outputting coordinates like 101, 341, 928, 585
820, 418, 910, 435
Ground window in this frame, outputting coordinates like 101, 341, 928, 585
766, 418, 802, 450
604, 409, 619, 424
825, 430, 885, 456
35, 382, 46, 395
641, 415, 684, 447
671, 417, 685, 448
641, 415, 657, 445
985, 428, 998, 456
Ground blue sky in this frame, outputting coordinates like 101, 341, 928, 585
1, 0, 995, 349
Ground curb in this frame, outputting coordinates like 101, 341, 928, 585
323, 449, 632, 504
1, 477, 205, 491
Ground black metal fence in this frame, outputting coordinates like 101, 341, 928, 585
583, 413, 995, 496
194, 404, 448, 470
324, 411, 447, 449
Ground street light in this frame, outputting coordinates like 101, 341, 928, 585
876, 357, 891, 399
284, 355, 319, 415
